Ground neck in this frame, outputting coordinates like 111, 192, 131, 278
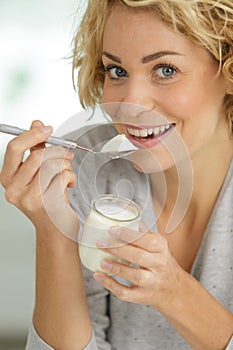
150, 132, 233, 234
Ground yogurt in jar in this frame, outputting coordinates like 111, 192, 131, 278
79, 195, 141, 273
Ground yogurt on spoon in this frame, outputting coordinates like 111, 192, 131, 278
101, 134, 139, 155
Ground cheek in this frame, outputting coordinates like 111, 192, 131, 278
175, 74, 227, 116
101, 86, 109, 104
102, 79, 128, 105
174, 81, 206, 108
102, 82, 118, 104
161, 82, 218, 123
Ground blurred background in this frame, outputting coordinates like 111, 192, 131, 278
0, 0, 85, 349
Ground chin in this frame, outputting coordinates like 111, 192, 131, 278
130, 151, 174, 174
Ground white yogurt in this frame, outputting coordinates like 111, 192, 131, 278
79, 195, 141, 273
101, 134, 138, 153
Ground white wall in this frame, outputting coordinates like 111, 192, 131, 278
0, 187, 35, 339
0, 0, 84, 341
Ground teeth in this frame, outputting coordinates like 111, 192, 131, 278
127, 124, 172, 137
154, 127, 160, 135
139, 129, 148, 137
148, 129, 154, 135
160, 126, 165, 133
127, 124, 172, 138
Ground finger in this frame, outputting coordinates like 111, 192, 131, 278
100, 259, 154, 287
4, 147, 74, 208
97, 240, 154, 268
22, 167, 76, 211
109, 225, 167, 253
13, 168, 78, 239
42, 169, 76, 208
19, 168, 76, 213
41, 170, 78, 240
4, 147, 74, 202
93, 272, 144, 303
1, 125, 53, 187
30, 120, 47, 152
40, 159, 73, 193
94, 273, 132, 300
39, 149, 74, 192
15, 153, 73, 191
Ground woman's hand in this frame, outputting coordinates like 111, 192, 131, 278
0, 120, 79, 242
94, 224, 184, 310
0, 121, 92, 349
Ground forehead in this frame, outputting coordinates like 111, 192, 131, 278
103, 4, 197, 55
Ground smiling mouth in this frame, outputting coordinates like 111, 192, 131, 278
126, 123, 175, 140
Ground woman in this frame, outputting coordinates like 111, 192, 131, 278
1, 0, 233, 349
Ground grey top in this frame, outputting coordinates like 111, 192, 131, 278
26, 124, 233, 350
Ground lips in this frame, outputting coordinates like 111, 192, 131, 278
125, 123, 175, 148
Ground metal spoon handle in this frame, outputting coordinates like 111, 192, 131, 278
0, 124, 95, 153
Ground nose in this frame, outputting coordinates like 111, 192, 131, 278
120, 77, 154, 118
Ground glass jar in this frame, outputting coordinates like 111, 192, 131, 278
79, 194, 141, 273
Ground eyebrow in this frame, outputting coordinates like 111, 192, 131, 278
102, 51, 184, 64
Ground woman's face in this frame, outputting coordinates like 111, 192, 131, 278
101, 5, 230, 172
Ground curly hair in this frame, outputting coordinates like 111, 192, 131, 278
72, 0, 233, 130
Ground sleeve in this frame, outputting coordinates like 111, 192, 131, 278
226, 335, 233, 350
25, 322, 98, 350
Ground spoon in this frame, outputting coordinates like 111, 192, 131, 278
0, 124, 138, 159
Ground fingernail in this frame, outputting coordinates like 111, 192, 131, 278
101, 260, 113, 271
40, 126, 53, 134
33, 120, 43, 127
109, 227, 121, 237
96, 239, 108, 248
94, 273, 106, 282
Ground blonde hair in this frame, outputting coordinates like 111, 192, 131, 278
72, 0, 233, 130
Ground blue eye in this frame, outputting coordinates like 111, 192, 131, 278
104, 65, 128, 80
156, 65, 176, 79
